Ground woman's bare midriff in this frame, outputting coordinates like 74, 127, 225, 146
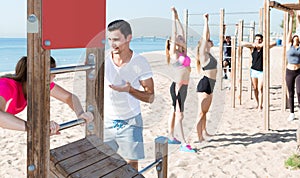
287, 63, 300, 70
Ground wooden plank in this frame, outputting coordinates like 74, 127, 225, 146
50, 161, 65, 178
50, 136, 103, 164
27, 0, 51, 177
68, 154, 127, 177
55, 144, 116, 176
85, 48, 105, 139
101, 165, 142, 178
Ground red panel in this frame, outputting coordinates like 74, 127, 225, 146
42, 0, 106, 49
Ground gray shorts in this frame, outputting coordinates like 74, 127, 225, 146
104, 113, 144, 160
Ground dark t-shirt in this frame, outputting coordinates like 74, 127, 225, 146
251, 47, 263, 71
223, 41, 231, 58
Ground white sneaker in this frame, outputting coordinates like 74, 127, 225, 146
287, 113, 295, 121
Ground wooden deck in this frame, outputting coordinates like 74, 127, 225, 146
50, 135, 144, 178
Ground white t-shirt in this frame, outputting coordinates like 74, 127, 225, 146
104, 52, 153, 120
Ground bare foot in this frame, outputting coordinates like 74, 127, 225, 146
257, 106, 263, 112
205, 132, 214, 137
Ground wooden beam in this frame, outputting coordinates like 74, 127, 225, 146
282, 12, 288, 111
85, 48, 105, 139
263, 0, 270, 131
270, 1, 292, 12
219, 8, 225, 90
27, 0, 51, 177
237, 20, 244, 105
231, 37, 236, 108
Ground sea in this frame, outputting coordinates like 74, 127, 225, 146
0, 37, 216, 72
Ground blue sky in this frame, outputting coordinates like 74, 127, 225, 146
0, 0, 297, 38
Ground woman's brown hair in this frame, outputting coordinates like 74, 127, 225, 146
1, 56, 56, 82
165, 38, 171, 65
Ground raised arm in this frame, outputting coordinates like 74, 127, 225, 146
287, 10, 295, 47
170, 6, 178, 55
198, 13, 210, 64
240, 41, 255, 49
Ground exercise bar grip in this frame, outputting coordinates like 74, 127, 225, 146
59, 118, 85, 131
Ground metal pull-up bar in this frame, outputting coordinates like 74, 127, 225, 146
50, 64, 95, 74
59, 118, 86, 131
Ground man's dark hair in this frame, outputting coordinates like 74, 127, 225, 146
107, 20, 132, 38
255, 34, 263, 39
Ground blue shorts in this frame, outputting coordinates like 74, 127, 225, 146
250, 69, 263, 79
104, 113, 144, 160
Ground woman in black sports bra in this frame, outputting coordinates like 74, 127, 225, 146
195, 13, 218, 142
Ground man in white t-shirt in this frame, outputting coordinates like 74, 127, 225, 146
104, 19, 155, 171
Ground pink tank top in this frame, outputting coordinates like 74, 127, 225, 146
178, 53, 191, 67
0, 78, 55, 114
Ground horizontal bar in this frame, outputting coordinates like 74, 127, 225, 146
138, 158, 162, 175
59, 118, 85, 131
51, 64, 95, 74
270, 1, 292, 12
188, 11, 258, 16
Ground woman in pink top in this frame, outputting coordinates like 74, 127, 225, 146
0, 56, 93, 135
165, 6, 195, 153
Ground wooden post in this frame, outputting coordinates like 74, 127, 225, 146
184, 9, 188, 52
297, 125, 300, 152
231, 37, 237, 108
155, 136, 168, 178
85, 48, 105, 139
219, 8, 225, 90
263, 0, 270, 131
237, 20, 244, 105
259, 8, 264, 34
27, 0, 50, 177
249, 21, 255, 100
282, 12, 288, 111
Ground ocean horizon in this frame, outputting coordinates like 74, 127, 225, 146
0, 37, 215, 72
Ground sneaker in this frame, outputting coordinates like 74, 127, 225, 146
168, 137, 181, 144
287, 113, 295, 121
179, 144, 196, 153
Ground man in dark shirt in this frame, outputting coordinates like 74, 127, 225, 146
222, 36, 231, 79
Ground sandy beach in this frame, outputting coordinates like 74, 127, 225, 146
1, 46, 300, 177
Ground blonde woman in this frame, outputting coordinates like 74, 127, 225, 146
196, 13, 217, 142
165, 7, 195, 152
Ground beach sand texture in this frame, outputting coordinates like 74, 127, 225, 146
1, 47, 300, 177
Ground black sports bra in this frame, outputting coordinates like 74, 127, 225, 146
202, 53, 217, 70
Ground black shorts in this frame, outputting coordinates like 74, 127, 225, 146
223, 57, 231, 68
196, 76, 216, 94
170, 82, 188, 112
